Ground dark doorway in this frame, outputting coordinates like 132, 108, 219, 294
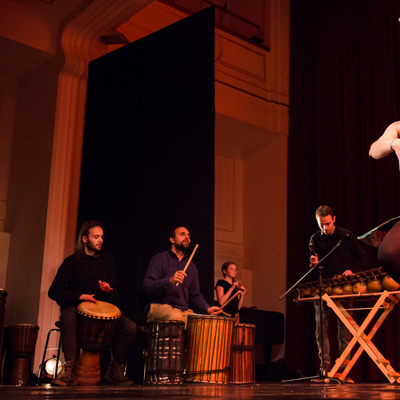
78, 7, 215, 324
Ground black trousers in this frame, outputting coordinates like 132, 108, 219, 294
59, 306, 137, 365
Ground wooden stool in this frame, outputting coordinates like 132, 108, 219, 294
37, 321, 61, 382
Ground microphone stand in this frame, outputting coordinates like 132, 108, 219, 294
280, 235, 348, 384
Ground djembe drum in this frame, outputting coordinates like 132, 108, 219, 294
230, 323, 256, 384
76, 301, 121, 385
7, 324, 39, 385
145, 320, 185, 384
185, 314, 234, 383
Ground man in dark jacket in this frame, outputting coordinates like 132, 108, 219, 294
48, 220, 136, 386
309, 205, 369, 381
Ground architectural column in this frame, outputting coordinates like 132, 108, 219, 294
35, 0, 153, 371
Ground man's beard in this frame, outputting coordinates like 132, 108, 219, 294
86, 241, 101, 254
174, 242, 189, 253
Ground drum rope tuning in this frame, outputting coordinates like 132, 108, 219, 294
76, 300, 121, 386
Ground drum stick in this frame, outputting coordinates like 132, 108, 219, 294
176, 244, 199, 286
220, 289, 241, 309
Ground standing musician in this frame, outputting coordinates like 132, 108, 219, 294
309, 205, 368, 380
48, 220, 137, 386
215, 261, 246, 321
142, 225, 221, 327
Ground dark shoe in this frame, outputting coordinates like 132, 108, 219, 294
322, 364, 331, 374
311, 364, 331, 383
51, 360, 77, 386
311, 377, 325, 383
104, 361, 134, 386
334, 375, 354, 384
324, 375, 354, 384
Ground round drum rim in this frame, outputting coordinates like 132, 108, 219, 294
234, 323, 256, 328
187, 314, 235, 322
77, 301, 121, 320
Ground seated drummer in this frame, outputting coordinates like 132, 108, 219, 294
142, 225, 221, 327
48, 220, 137, 386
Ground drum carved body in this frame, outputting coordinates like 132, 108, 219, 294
76, 301, 121, 385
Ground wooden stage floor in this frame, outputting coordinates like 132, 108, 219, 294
2, 382, 400, 400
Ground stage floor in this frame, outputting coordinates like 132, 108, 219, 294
2, 382, 400, 400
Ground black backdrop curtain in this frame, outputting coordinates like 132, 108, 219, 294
78, 8, 215, 329
287, 0, 400, 381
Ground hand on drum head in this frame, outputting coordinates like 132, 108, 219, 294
99, 280, 113, 292
79, 293, 97, 302
207, 306, 222, 316
169, 270, 187, 285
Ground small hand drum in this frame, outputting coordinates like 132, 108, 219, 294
76, 301, 121, 385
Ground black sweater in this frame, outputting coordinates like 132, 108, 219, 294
310, 226, 369, 279
48, 252, 118, 309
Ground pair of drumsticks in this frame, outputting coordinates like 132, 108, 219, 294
176, 244, 242, 310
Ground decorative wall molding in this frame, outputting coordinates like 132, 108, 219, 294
215, 155, 234, 232
35, 0, 154, 370
214, 155, 243, 244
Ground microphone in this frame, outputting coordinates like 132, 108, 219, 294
309, 242, 316, 256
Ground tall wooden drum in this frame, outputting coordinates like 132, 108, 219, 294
76, 301, 121, 385
7, 324, 39, 385
145, 320, 185, 384
185, 314, 234, 383
230, 323, 256, 383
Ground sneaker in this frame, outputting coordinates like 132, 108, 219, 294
51, 360, 78, 386
104, 361, 134, 386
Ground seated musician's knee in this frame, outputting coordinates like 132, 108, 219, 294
123, 317, 137, 337
60, 307, 77, 327
166, 308, 185, 322
147, 303, 185, 323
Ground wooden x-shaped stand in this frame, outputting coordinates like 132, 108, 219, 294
323, 291, 400, 383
